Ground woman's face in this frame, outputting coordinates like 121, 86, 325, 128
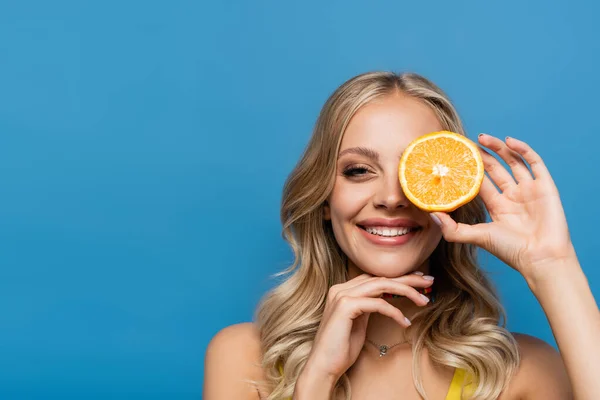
324, 93, 444, 278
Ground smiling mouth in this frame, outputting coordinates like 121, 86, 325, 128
357, 225, 422, 237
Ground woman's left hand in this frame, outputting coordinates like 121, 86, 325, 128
432, 134, 578, 282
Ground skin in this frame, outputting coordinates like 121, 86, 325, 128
203, 92, 599, 399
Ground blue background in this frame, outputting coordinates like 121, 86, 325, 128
0, 1, 598, 398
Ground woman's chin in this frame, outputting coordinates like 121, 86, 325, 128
368, 269, 416, 278
348, 262, 420, 279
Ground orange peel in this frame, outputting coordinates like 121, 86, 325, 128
398, 131, 484, 212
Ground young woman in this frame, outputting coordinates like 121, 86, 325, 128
203, 72, 600, 399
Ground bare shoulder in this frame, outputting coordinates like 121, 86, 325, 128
502, 332, 572, 400
206, 322, 262, 357
203, 322, 265, 400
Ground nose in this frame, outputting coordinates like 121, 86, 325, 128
373, 173, 411, 210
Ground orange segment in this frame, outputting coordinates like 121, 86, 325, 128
398, 131, 484, 212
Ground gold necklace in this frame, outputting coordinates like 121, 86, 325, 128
365, 338, 410, 357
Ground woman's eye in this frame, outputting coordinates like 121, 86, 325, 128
342, 166, 372, 177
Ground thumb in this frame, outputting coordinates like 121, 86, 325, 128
430, 212, 490, 248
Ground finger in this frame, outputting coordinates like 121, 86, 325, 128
478, 174, 500, 205
336, 297, 412, 327
391, 274, 435, 286
479, 145, 515, 192
479, 134, 533, 182
343, 273, 375, 289
328, 273, 373, 299
430, 212, 491, 250
504, 136, 550, 181
338, 277, 432, 306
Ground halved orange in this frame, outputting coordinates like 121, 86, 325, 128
398, 131, 484, 212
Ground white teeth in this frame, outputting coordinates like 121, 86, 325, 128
364, 226, 416, 237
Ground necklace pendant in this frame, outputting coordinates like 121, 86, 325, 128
379, 345, 388, 357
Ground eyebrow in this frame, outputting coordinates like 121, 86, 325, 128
337, 146, 380, 162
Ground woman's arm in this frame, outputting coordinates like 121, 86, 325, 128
431, 134, 599, 399
526, 257, 600, 400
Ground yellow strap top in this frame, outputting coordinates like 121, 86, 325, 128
278, 364, 475, 399
445, 367, 476, 399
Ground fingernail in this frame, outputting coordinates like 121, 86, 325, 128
420, 294, 430, 303
404, 317, 412, 326
478, 133, 485, 138
505, 136, 511, 141
423, 275, 434, 281
430, 213, 442, 227
413, 271, 424, 276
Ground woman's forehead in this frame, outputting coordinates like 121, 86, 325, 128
340, 96, 443, 155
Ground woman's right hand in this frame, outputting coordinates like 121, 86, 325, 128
300, 272, 434, 384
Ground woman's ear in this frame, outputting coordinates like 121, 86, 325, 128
323, 201, 331, 220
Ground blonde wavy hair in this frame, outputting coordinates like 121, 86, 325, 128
253, 71, 520, 400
